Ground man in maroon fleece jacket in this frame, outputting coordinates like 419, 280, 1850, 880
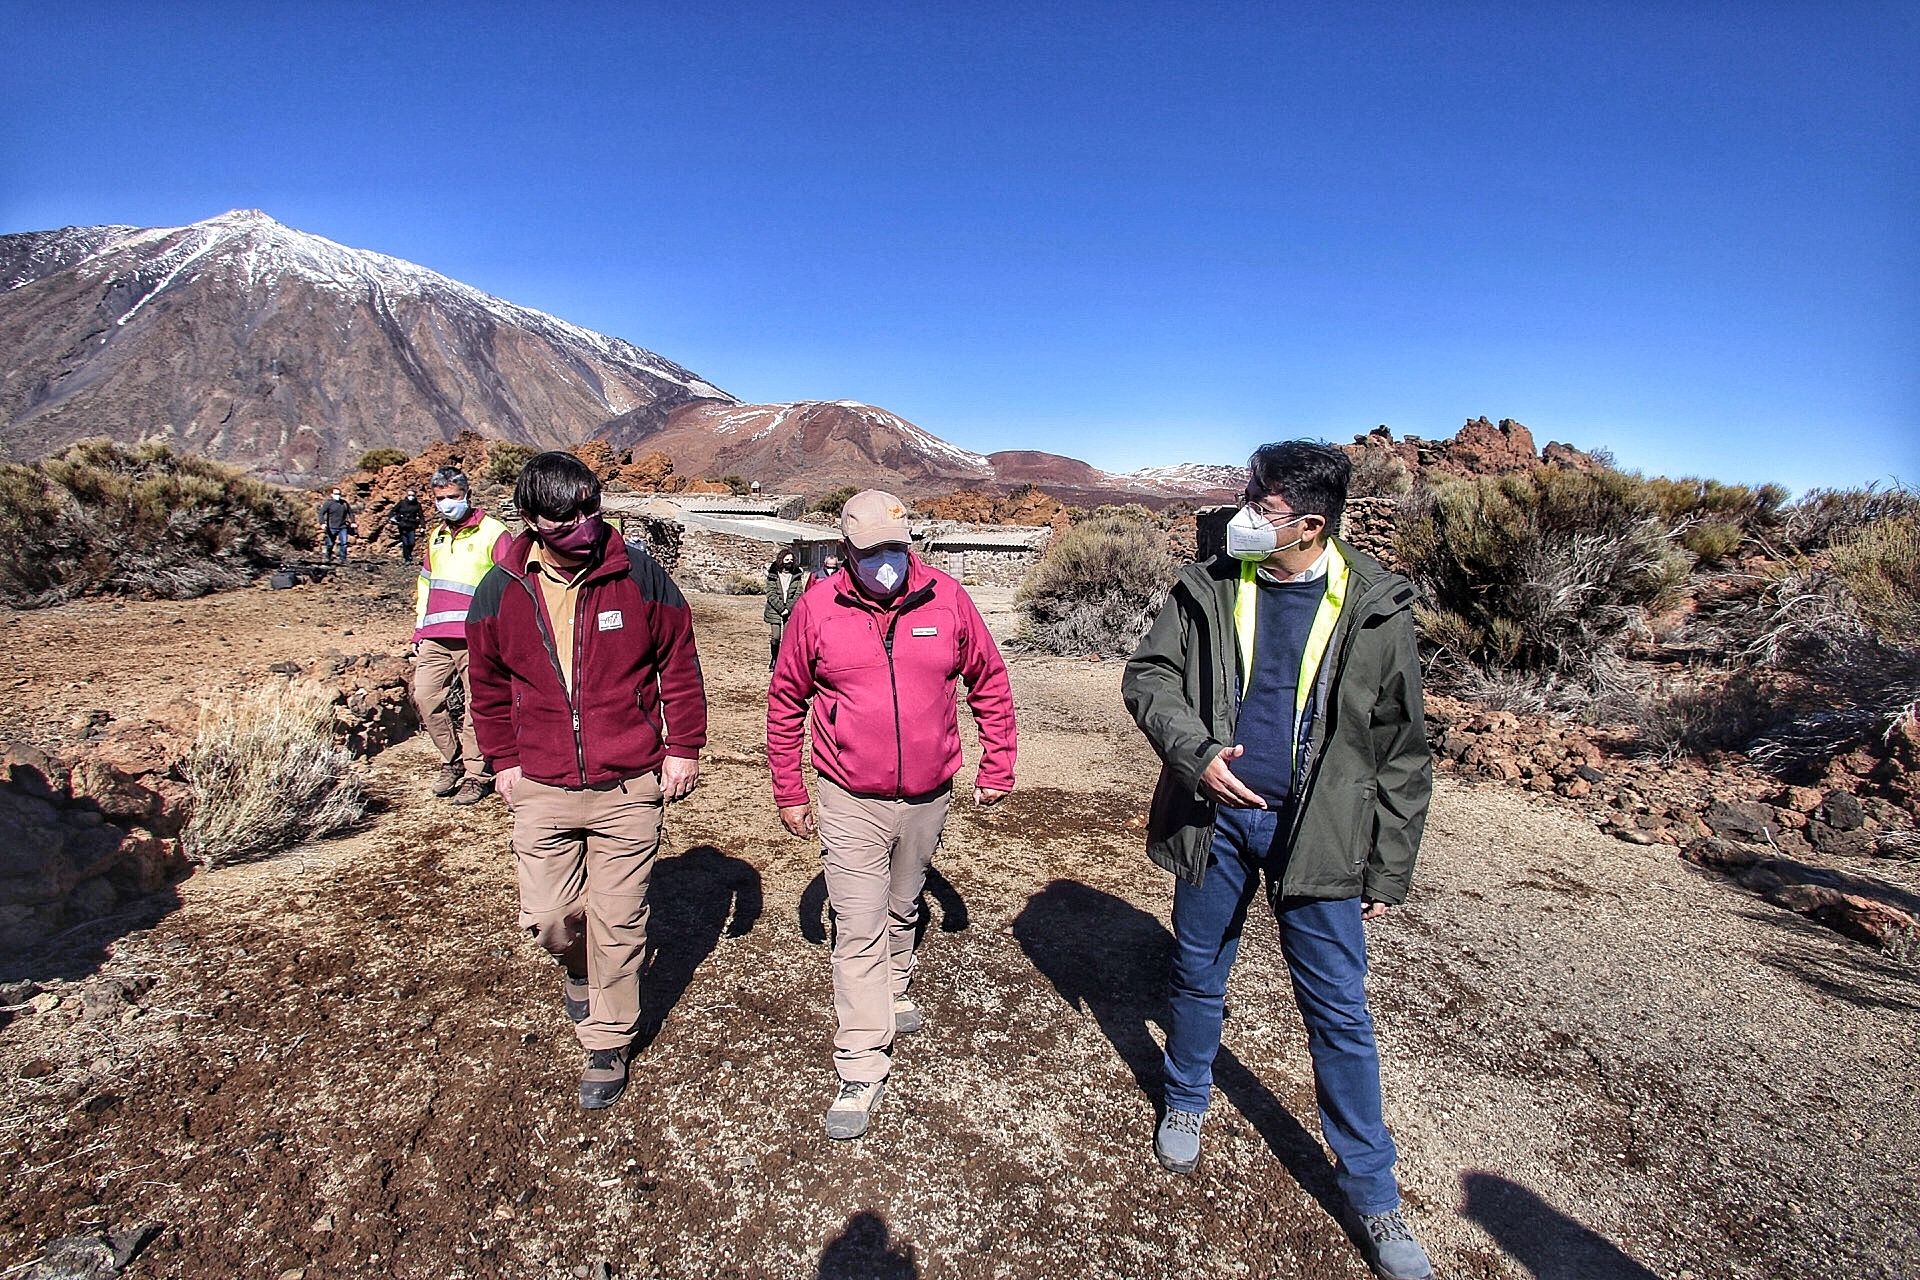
467, 452, 707, 1110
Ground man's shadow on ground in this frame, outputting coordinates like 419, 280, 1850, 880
1461, 1172, 1660, 1279
635, 844, 762, 1051
817, 1210, 919, 1279
797, 867, 968, 948
1013, 878, 1366, 1250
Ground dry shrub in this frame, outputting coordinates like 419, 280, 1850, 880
485, 442, 538, 486
1348, 448, 1415, 498
356, 447, 410, 472
811, 485, 860, 516
717, 571, 766, 596
1831, 514, 1920, 647
1738, 556, 1920, 773
1781, 483, 1920, 552
1398, 467, 1689, 710
0, 438, 311, 608
1629, 671, 1777, 762
184, 681, 365, 867
1016, 508, 1176, 657
1677, 520, 1745, 566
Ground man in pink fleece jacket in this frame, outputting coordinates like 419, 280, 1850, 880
767, 489, 1018, 1138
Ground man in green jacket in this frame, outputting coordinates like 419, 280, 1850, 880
1122, 441, 1433, 1280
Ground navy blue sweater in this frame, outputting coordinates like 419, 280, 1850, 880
1232, 576, 1326, 807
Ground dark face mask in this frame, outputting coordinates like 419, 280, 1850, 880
537, 514, 605, 560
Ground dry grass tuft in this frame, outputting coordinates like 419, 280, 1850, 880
184, 682, 366, 867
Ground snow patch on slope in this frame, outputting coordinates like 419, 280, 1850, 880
25, 209, 734, 401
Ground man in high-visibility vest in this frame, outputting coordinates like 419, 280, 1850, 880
1123, 441, 1434, 1280
413, 465, 511, 805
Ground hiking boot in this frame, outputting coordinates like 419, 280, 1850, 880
893, 995, 924, 1035
824, 1077, 886, 1140
579, 1047, 629, 1111
1360, 1208, 1433, 1280
562, 975, 589, 1025
1155, 1108, 1205, 1174
450, 779, 492, 806
430, 765, 462, 798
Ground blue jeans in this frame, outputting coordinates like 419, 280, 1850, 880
325, 528, 350, 561
1163, 803, 1401, 1214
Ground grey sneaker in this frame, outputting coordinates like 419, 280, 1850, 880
824, 1077, 887, 1139
1155, 1108, 1205, 1173
1360, 1208, 1433, 1279
579, 1047, 629, 1111
450, 779, 492, 806
562, 975, 589, 1024
430, 765, 462, 798
893, 995, 924, 1035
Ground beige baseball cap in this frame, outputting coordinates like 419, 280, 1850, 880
839, 489, 911, 550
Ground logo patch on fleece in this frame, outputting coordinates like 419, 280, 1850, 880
597, 610, 624, 631
912, 627, 938, 637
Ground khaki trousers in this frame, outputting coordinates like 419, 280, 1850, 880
413, 638, 489, 782
816, 776, 952, 1082
511, 773, 664, 1051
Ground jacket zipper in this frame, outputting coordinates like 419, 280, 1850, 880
1283, 579, 1400, 852
883, 611, 905, 797
516, 570, 589, 786
841, 581, 935, 800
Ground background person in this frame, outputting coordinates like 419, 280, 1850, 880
764, 544, 806, 669
467, 451, 707, 1111
317, 487, 355, 564
1122, 440, 1435, 1280
411, 467, 510, 805
388, 488, 425, 561
767, 490, 1017, 1139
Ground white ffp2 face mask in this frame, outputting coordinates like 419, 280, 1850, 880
1227, 505, 1310, 561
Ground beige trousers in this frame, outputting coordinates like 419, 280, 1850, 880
412, 638, 489, 782
511, 773, 665, 1051
815, 776, 953, 1082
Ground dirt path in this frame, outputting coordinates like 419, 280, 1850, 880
3, 581, 1916, 1279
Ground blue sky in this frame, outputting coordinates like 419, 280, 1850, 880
3, 3, 1914, 492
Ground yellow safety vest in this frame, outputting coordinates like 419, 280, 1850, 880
1232, 543, 1350, 764
416, 514, 509, 631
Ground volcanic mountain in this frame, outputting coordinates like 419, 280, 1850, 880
607, 399, 1245, 502
0, 210, 731, 480
0, 209, 1249, 498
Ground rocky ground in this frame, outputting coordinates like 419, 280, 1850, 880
2, 564, 1918, 1279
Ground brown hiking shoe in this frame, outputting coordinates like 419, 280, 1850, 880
579, 1046, 630, 1110
430, 765, 462, 798
450, 779, 492, 806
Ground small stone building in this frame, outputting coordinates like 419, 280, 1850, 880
919, 526, 1051, 587
603, 493, 836, 591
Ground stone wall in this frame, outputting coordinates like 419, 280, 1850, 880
678, 528, 784, 592
924, 548, 1042, 588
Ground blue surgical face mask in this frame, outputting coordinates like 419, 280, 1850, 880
850, 547, 910, 598
436, 496, 471, 522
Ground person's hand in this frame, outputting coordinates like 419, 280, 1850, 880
1362, 900, 1391, 921
495, 765, 523, 808
974, 786, 1008, 807
1200, 745, 1267, 809
778, 803, 816, 838
406, 641, 419, 659
661, 755, 699, 802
